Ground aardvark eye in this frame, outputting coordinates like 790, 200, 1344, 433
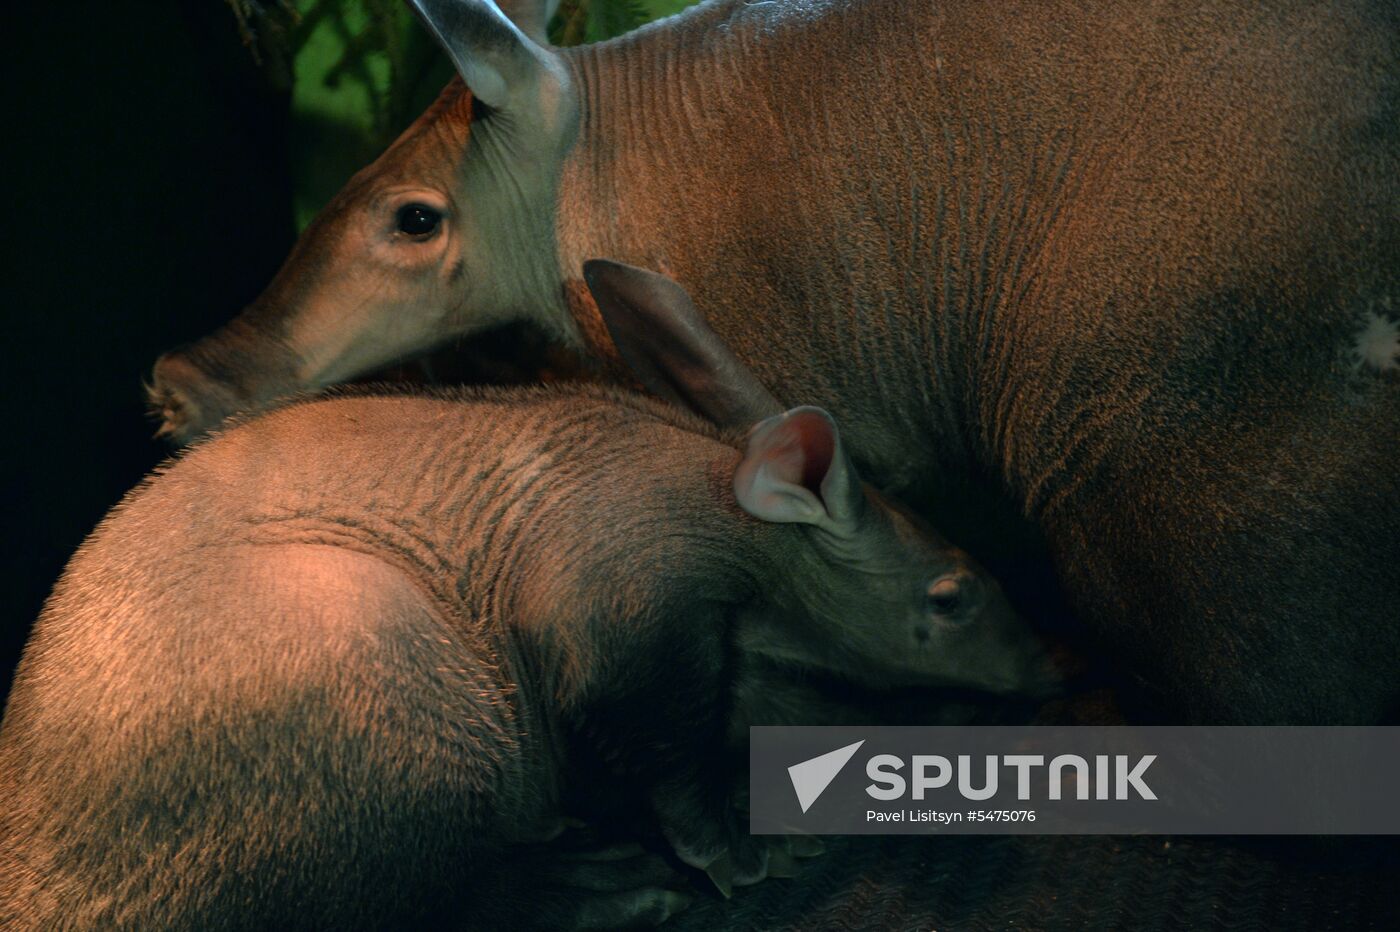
926, 576, 964, 615
396, 203, 442, 237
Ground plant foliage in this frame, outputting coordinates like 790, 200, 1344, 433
222, 0, 698, 226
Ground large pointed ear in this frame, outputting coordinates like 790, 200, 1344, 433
582, 259, 783, 430
733, 406, 866, 533
493, 0, 560, 43
407, 0, 562, 111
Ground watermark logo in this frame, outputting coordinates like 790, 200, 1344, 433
788, 740, 864, 812
865, 753, 1156, 801
750, 726, 1400, 835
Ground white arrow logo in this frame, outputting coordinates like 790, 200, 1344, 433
788, 740, 866, 813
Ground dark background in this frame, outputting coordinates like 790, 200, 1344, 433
1, 1, 1083, 713
2, 2, 296, 705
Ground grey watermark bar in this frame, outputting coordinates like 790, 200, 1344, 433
749, 726, 1400, 835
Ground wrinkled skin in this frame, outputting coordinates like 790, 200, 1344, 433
1, 378, 1053, 927
150, 0, 1400, 722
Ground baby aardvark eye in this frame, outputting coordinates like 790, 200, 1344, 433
396, 203, 442, 237
926, 575, 964, 615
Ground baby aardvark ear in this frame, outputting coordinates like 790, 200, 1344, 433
582, 258, 783, 431
734, 406, 865, 533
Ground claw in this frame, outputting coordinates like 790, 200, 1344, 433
658, 889, 696, 920
704, 851, 734, 898
765, 847, 799, 878
788, 834, 825, 858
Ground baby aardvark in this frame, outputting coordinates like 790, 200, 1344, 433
0, 265, 1050, 930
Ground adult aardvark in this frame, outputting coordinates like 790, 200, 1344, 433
149, 0, 1400, 722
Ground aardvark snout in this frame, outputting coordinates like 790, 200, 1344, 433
148, 351, 243, 446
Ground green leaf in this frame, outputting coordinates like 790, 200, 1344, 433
239, 0, 705, 226
551, 0, 699, 46
588, 0, 650, 42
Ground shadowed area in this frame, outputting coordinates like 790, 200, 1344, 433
0, 0, 296, 706
668, 834, 1400, 930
